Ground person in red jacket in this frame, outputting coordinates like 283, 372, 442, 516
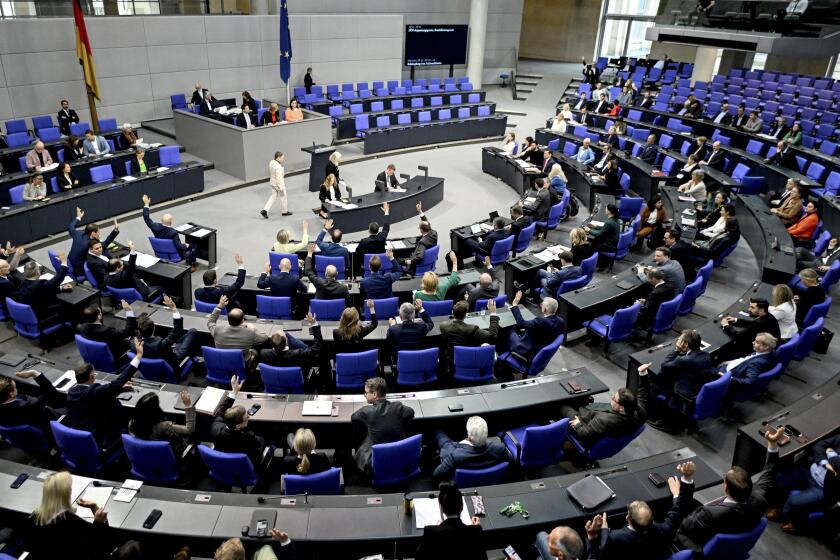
787, 201, 819, 246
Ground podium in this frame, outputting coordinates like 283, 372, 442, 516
301, 144, 336, 192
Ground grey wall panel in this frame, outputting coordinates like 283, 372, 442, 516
356, 38, 402, 62
143, 16, 206, 45
7, 81, 86, 120
209, 67, 264, 96
0, 88, 12, 121
1, 52, 79, 87
148, 44, 209, 74
309, 15, 358, 40
97, 75, 154, 107
93, 47, 150, 78
87, 18, 147, 49
150, 69, 211, 100
0, 55, 5, 88
207, 42, 263, 69
354, 15, 404, 38
310, 38, 358, 63
0, 20, 74, 54
99, 101, 156, 125
204, 16, 261, 43
287, 16, 311, 41
152, 98, 173, 120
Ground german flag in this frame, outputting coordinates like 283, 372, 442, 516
73, 0, 100, 100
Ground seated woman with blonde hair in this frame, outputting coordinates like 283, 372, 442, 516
273, 221, 309, 253
282, 427, 331, 475
413, 251, 459, 301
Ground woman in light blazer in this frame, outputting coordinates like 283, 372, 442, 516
261, 151, 290, 218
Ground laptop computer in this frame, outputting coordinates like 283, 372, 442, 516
489, 211, 500, 221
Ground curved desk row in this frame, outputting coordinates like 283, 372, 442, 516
0, 447, 717, 555
0, 127, 132, 176
336, 102, 496, 140
363, 115, 507, 155
0, 162, 205, 246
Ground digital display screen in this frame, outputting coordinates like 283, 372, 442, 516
404, 25, 469, 67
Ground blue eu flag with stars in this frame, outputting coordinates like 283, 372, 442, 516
279, 1, 292, 84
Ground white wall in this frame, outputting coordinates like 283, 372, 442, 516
0, 14, 403, 125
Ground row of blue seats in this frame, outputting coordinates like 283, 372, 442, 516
294, 76, 472, 99
353, 105, 493, 136
4, 117, 119, 139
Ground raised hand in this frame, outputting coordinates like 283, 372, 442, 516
306, 312, 317, 325
414, 298, 423, 311
668, 476, 680, 497
366, 299, 375, 311
218, 295, 229, 308
163, 295, 176, 310
324, 218, 334, 229
234, 253, 243, 266
382, 202, 389, 214
676, 461, 696, 481
264, 261, 271, 274
128, 240, 135, 252
179, 390, 192, 408
120, 299, 131, 312
15, 370, 39, 379
113, 218, 119, 231
487, 299, 497, 313
307, 242, 316, 256
142, 194, 150, 206
230, 375, 244, 395
512, 290, 523, 306
134, 338, 144, 358
269, 529, 290, 542
76, 206, 84, 220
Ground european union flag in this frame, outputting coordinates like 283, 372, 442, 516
279, 1, 292, 84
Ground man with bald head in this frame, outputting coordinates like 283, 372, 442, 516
305, 243, 349, 300
258, 257, 307, 318
638, 134, 658, 164
585, 461, 696, 558
535, 525, 584, 559
316, 218, 350, 274
142, 194, 197, 270
258, 312, 322, 380
25, 140, 54, 171
466, 256, 500, 311
208, 295, 269, 370
15, 252, 71, 321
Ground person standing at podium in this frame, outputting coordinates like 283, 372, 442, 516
317, 174, 342, 218
375, 163, 400, 191
261, 151, 290, 219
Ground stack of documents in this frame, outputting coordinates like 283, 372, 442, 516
122, 252, 160, 268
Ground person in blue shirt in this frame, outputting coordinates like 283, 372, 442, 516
533, 251, 582, 300
360, 248, 403, 300
505, 290, 564, 361
316, 219, 350, 276
575, 137, 595, 166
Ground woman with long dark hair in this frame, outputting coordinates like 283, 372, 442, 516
129, 391, 195, 459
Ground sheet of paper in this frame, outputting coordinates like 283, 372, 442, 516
150, 142, 163, 148
40, 162, 59, 172
195, 387, 226, 415
122, 252, 160, 268
391, 240, 407, 250
71, 476, 90, 503
524, 197, 537, 203
682, 218, 696, 227
533, 250, 557, 263
307, 282, 316, 294
53, 370, 77, 393
155, 166, 170, 172
39, 273, 54, 281
174, 223, 193, 232
301, 400, 333, 416
344, 243, 359, 253
589, 220, 605, 228
113, 488, 137, 503
677, 195, 696, 202
76, 486, 112, 520
413, 497, 471, 529
61, 275, 76, 286
122, 175, 137, 181
191, 228, 212, 238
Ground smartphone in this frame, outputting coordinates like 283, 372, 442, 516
247, 404, 262, 416
503, 545, 522, 560
143, 509, 162, 529
11, 472, 28, 489
256, 519, 268, 538
648, 472, 666, 487
55, 377, 71, 389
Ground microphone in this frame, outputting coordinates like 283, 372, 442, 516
258, 492, 308, 504
27, 353, 54, 365
92, 480, 123, 488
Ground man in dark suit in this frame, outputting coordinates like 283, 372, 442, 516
463, 217, 510, 260
257, 314, 322, 375
577, 105, 594, 127
731, 104, 748, 128
355, 203, 391, 257
534, 251, 582, 300
0, 369, 63, 431
104, 244, 160, 302
403, 203, 438, 276
720, 298, 780, 358
686, 95, 703, 118
361, 249, 403, 300
586, 461, 696, 559
141, 194, 197, 268
415, 483, 487, 560
663, 229, 696, 281
239, 105, 259, 129
304, 245, 349, 300
68, 207, 119, 278
195, 253, 245, 309
769, 116, 791, 140
530, 179, 553, 223
504, 291, 565, 367
0, 248, 23, 314
316, 219, 351, 275
674, 427, 785, 553
508, 206, 531, 254
439, 300, 500, 375
14, 256, 70, 322
538, 148, 559, 177
635, 268, 676, 331
77, 301, 136, 360
793, 268, 827, 324
386, 300, 434, 358
561, 364, 650, 447
432, 416, 508, 480
135, 295, 197, 367
638, 134, 659, 165
593, 92, 610, 114
198, 91, 217, 116
721, 333, 778, 398
84, 239, 113, 287
375, 163, 400, 191
304, 67, 315, 94
466, 257, 500, 311
57, 99, 79, 136
351, 377, 415, 473
573, 91, 589, 111
702, 141, 725, 171
257, 257, 308, 317
67, 341, 142, 445
210, 375, 267, 469
710, 101, 733, 125
637, 90, 654, 109
535, 525, 585, 560
765, 140, 798, 170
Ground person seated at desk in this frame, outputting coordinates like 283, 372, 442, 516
432, 416, 508, 480
720, 298, 781, 358
599, 126, 620, 151
386, 300, 434, 356
212, 533, 296, 560
635, 268, 677, 331
261, 102, 283, 126
783, 122, 803, 146
718, 333, 778, 400
119, 123, 138, 149
403, 203, 438, 276
189, 83, 205, 106
68, 343, 142, 445
208, 295, 269, 356
676, 153, 700, 182
770, 284, 798, 341
613, 115, 627, 135
574, 137, 596, 166
462, 216, 509, 259
770, 116, 791, 140
361, 249, 403, 300
353, 202, 392, 256
504, 290, 564, 362
767, 432, 840, 534
142, 194, 197, 269
729, 104, 748, 128
635, 197, 669, 249
24, 471, 110, 560
585, 203, 620, 261
788, 202, 820, 246
618, 84, 635, 106
637, 90, 654, 109
769, 177, 797, 208
129, 390, 195, 461
677, 169, 707, 202
375, 163, 401, 191
25, 141, 53, 171
258, 314, 322, 375
765, 140, 798, 170
508, 205, 533, 252
685, 95, 703, 118
239, 104, 258, 129
63, 135, 85, 162
198, 91, 219, 116
195, 253, 246, 309
569, 227, 594, 266
281, 427, 331, 477
688, 135, 709, 162
770, 183, 803, 226
593, 92, 610, 114
440, 300, 500, 376
22, 173, 47, 201
608, 99, 622, 117
637, 134, 659, 164
561, 361, 649, 447
78, 300, 136, 360
105, 244, 162, 303
82, 129, 110, 156
538, 148, 559, 177
597, 156, 621, 193
585, 462, 697, 559
741, 110, 764, 133
573, 91, 589, 111
414, 252, 460, 302
333, 300, 378, 354
527, 178, 553, 227
690, 217, 740, 261
273, 222, 309, 254
577, 104, 595, 127
316, 218, 350, 275
258, 258, 307, 301
285, 97, 304, 122
792, 268, 826, 324
517, 136, 542, 166
136, 295, 198, 368
304, 244, 349, 301
0, 247, 24, 313
710, 101, 733, 125
241, 90, 258, 113
415, 483, 487, 560
128, 147, 150, 174
533, 251, 582, 300
593, 81, 610, 102
317, 173, 342, 218
796, 237, 840, 273
14, 256, 70, 322
351, 376, 415, 473
0, 367, 63, 432
696, 191, 725, 228
550, 113, 567, 133
500, 131, 517, 153
57, 99, 80, 135
697, 202, 733, 241
559, 102, 574, 122
69, 207, 118, 275
466, 256, 500, 310
56, 162, 79, 190
700, 140, 725, 170
210, 375, 267, 469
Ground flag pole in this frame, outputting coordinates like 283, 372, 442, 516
286, 82, 290, 106
87, 86, 100, 134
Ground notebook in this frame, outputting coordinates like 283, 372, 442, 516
302, 401, 333, 416
566, 475, 615, 511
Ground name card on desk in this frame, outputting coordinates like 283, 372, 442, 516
122, 176, 137, 182
155, 166, 170, 172
302, 401, 333, 416
389, 240, 407, 250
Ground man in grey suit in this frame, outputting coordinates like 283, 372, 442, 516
207, 295, 269, 352
439, 299, 500, 376
466, 256, 501, 311
351, 377, 415, 473
82, 129, 110, 155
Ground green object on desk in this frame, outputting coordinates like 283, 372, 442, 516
499, 500, 529, 519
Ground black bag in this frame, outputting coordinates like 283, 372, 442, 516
813, 328, 834, 355
568, 195, 579, 217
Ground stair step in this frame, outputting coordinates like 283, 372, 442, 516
505, 122, 517, 128
518, 80, 539, 86
517, 73, 543, 80
495, 109, 528, 117
516, 88, 534, 94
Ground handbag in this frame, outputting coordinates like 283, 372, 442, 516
813, 328, 834, 355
